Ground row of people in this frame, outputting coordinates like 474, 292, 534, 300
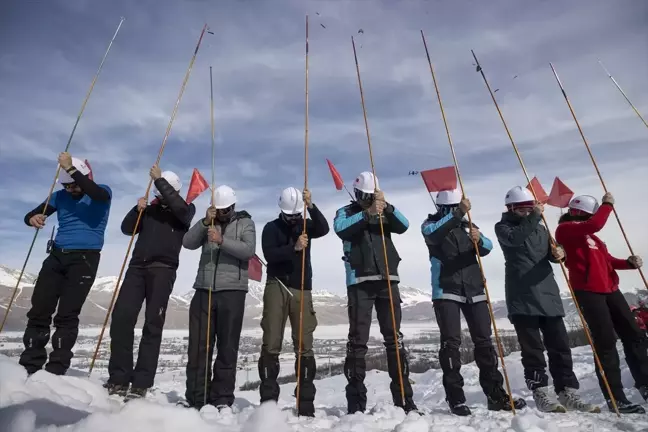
18, 153, 648, 417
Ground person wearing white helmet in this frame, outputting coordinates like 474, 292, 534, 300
182, 184, 256, 410
496, 186, 598, 414
258, 186, 329, 417
333, 171, 418, 414
421, 188, 526, 415
104, 166, 196, 401
556, 191, 648, 414
20, 152, 112, 377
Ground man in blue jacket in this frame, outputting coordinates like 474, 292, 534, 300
20, 152, 112, 376
105, 167, 195, 401
334, 171, 417, 414
421, 189, 526, 416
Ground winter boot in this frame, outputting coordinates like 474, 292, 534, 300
215, 404, 231, 412
638, 385, 648, 402
532, 387, 566, 413
258, 354, 280, 403
386, 347, 416, 413
103, 382, 129, 397
402, 397, 420, 415
557, 387, 600, 413
344, 355, 368, 414
448, 401, 471, 416
124, 387, 147, 402
487, 393, 527, 411
296, 356, 316, 417
607, 398, 646, 414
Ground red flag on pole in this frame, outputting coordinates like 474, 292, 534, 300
526, 177, 549, 203
326, 159, 344, 191
248, 255, 263, 282
420, 166, 457, 192
84, 159, 94, 181
547, 177, 574, 208
186, 168, 209, 204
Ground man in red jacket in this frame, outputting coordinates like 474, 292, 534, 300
556, 192, 648, 414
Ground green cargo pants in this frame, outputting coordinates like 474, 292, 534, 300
260, 279, 318, 357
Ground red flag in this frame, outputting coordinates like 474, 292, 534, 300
186, 168, 209, 204
526, 177, 549, 203
84, 159, 94, 180
547, 177, 574, 208
420, 166, 457, 192
248, 255, 263, 282
326, 159, 344, 191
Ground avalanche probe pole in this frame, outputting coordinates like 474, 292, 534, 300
0, 17, 125, 334
597, 59, 648, 130
352, 36, 406, 407
203, 65, 217, 407
88, 24, 210, 375
472, 50, 620, 417
421, 31, 516, 414
295, 15, 309, 415
549, 62, 648, 290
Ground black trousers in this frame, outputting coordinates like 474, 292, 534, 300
510, 315, 579, 393
185, 289, 246, 408
575, 289, 648, 400
433, 299, 504, 404
19, 249, 100, 375
344, 281, 414, 413
107, 265, 176, 389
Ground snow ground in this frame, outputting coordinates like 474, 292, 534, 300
1, 344, 647, 431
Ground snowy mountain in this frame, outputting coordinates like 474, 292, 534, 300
1, 264, 644, 331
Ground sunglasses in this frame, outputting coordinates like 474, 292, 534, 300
62, 183, 78, 190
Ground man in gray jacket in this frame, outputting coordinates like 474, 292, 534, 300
495, 186, 598, 414
182, 185, 256, 410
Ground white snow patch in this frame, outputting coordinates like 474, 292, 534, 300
2, 343, 648, 431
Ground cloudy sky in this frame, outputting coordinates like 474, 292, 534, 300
1, 0, 647, 301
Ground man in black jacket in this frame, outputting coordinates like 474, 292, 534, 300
495, 186, 598, 414
421, 189, 526, 416
105, 167, 195, 401
333, 171, 417, 414
20, 153, 112, 376
258, 187, 329, 417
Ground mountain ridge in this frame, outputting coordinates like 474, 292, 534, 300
1, 264, 644, 331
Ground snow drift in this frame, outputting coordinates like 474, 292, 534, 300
1, 344, 647, 431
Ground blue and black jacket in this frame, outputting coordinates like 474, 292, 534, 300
334, 201, 408, 287
421, 208, 493, 303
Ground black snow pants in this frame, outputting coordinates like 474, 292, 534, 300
510, 315, 579, 393
107, 265, 176, 389
19, 248, 100, 375
433, 299, 505, 405
575, 289, 648, 400
185, 289, 246, 408
344, 280, 415, 414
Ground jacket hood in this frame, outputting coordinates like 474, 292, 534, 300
233, 210, 252, 221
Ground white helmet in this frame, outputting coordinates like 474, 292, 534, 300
213, 185, 237, 209
278, 187, 304, 215
152, 171, 182, 197
569, 195, 599, 215
505, 186, 535, 206
353, 171, 378, 194
59, 157, 91, 184
436, 188, 462, 206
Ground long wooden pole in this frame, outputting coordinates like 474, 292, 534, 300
421, 31, 516, 413
88, 24, 209, 375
